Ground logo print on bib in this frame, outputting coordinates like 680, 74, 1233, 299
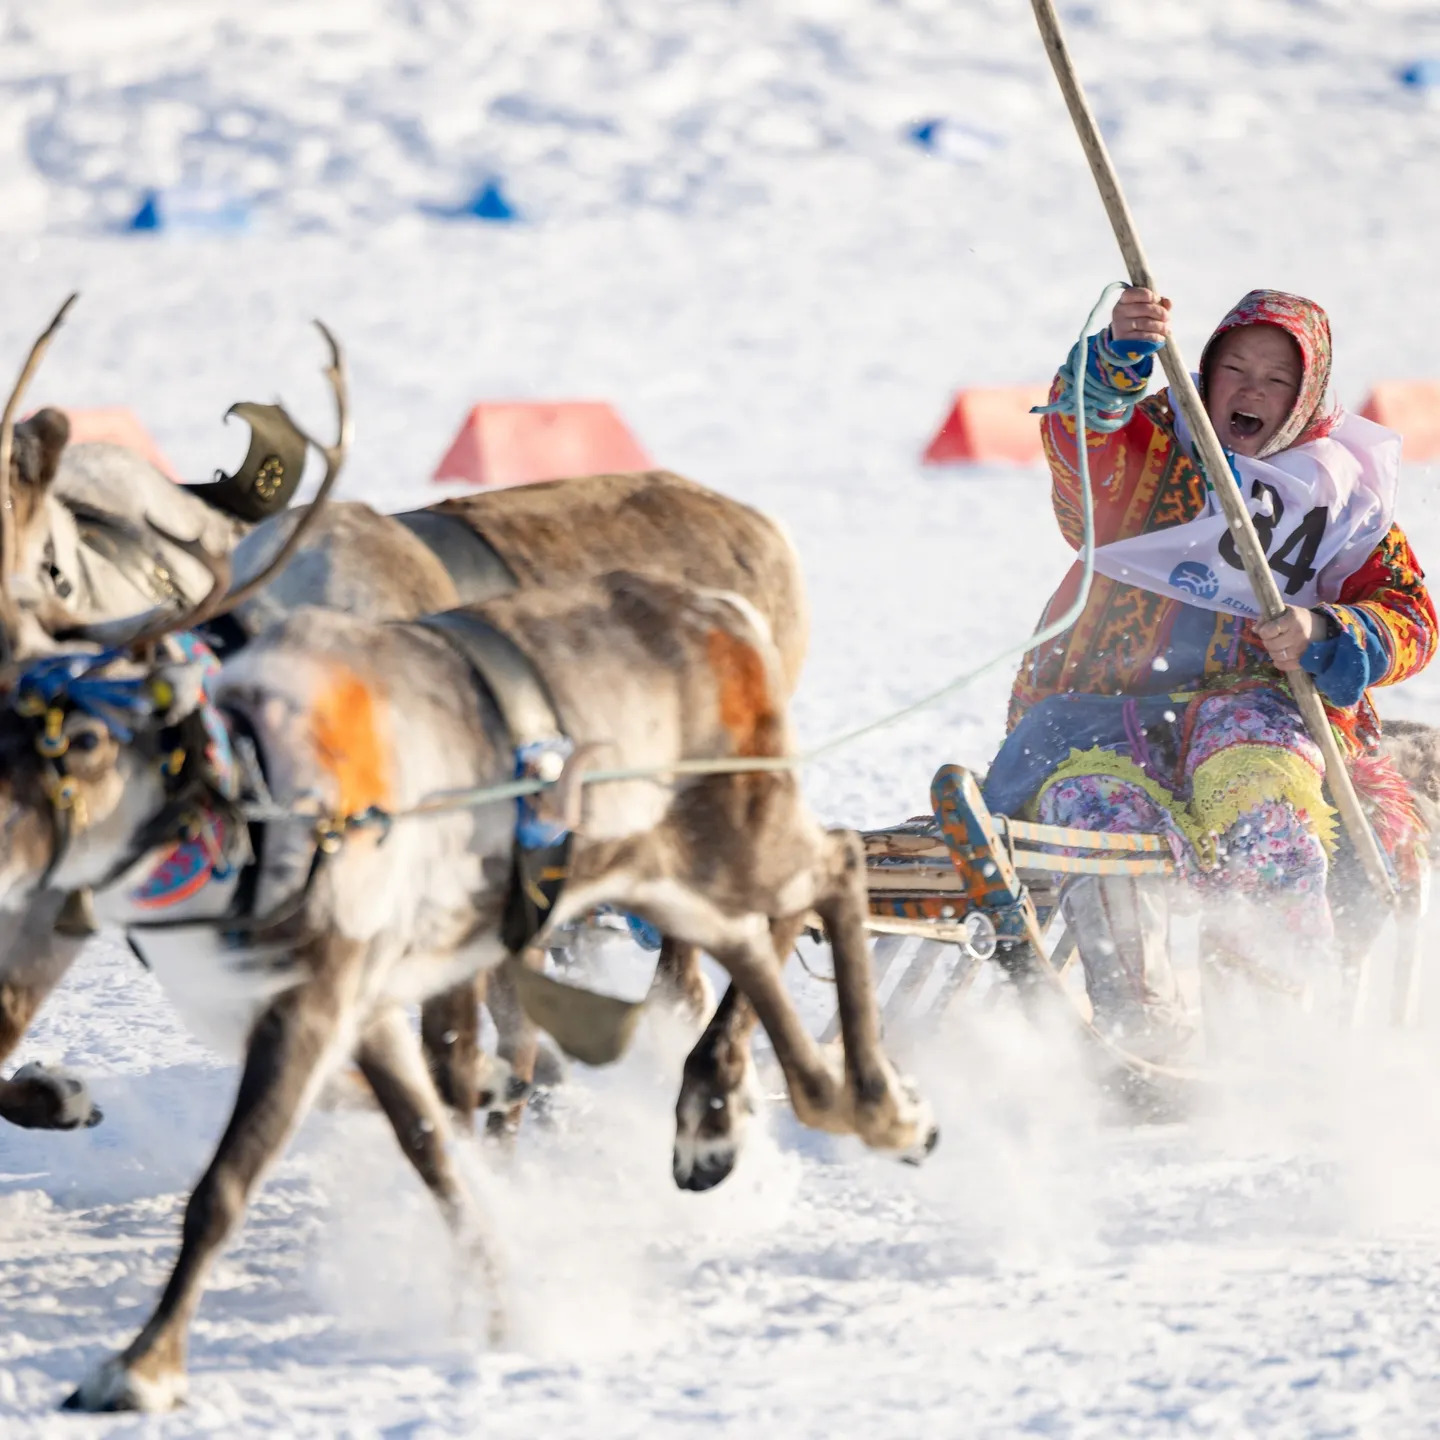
1168, 561, 1220, 600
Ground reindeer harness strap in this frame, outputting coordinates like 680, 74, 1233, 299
412, 608, 573, 951
391, 511, 520, 606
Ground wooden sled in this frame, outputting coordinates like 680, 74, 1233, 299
818, 763, 1204, 1097
828, 763, 1428, 1086
851, 762, 1168, 1028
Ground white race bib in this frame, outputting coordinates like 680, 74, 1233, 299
1090, 404, 1400, 618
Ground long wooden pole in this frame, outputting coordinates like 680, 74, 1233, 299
1029, 0, 1395, 905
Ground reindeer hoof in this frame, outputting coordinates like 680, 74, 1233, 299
893, 1077, 939, 1165
859, 1071, 938, 1165
672, 1136, 738, 1192
62, 1356, 186, 1413
901, 1122, 941, 1167
10, 1061, 102, 1131
475, 1055, 524, 1114
483, 1109, 523, 1151
672, 1053, 760, 1192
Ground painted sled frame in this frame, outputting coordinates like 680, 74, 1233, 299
840, 762, 1428, 1044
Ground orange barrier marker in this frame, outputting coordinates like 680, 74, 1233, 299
1359, 382, 1440, 463
59, 407, 180, 480
433, 401, 652, 488
922, 385, 1051, 466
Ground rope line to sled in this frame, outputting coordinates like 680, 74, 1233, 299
245, 283, 1127, 833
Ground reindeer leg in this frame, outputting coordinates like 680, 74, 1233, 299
63, 935, 362, 1414
649, 938, 715, 1027
673, 984, 760, 1191
356, 1001, 506, 1345
671, 917, 799, 1191
484, 952, 539, 1141
810, 829, 938, 1159
711, 926, 862, 1139
420, 977, 484, 1130
0, 895, 98, 1132
708, 901, 936, 1155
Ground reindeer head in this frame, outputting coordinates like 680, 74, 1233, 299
0, 643, 226, 909
0, 322, 350, 910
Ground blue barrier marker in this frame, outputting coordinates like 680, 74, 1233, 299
466, 179, 518, 221
908, 118, 943, 150
129, 191, 162, 231
125, 188, 250, 234
422, 178, 521, 223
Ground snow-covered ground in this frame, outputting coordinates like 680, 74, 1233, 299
4, 0, 1440, 1432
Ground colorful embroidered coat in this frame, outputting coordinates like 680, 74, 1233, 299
1008, 329, 1436, 757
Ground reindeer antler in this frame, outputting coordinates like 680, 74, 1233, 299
0, 294, 78, 665
55, 320, 350, 656
205, 320, 350, 617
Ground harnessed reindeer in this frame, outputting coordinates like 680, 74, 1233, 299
218, 473, 812, 1140
0, 320, 936, 1413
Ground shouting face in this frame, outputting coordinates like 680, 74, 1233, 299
1203, 324, 1303, 458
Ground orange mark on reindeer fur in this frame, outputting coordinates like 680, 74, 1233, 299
706, 628, 779, 758
310, 667, 392, 816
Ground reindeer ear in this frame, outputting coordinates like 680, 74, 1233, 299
12, 407, 69, 491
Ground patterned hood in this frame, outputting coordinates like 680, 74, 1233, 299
1198, 289, 1339, 458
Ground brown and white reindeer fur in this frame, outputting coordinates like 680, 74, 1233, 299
0, 574, 934, 1413
231, 472, 810, 689
223, 474, 809, 1148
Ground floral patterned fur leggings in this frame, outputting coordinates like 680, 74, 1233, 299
1035, 689, 1334, 943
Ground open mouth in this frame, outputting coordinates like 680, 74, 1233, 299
1229, 410, 1264, 441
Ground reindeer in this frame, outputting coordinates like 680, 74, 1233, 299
0, 333, 936, 1414
214, 475, 810, 1139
